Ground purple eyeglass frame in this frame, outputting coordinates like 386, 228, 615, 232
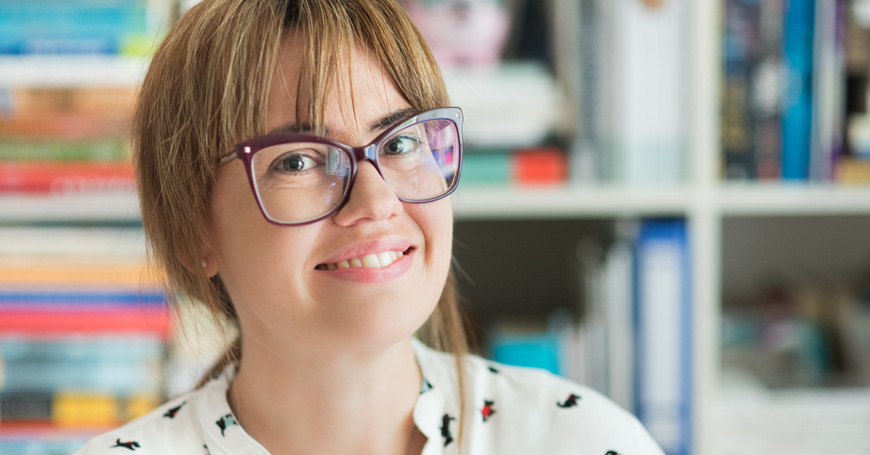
218, 106, 464, 226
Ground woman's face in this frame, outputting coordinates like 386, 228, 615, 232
207, 34, 453, 354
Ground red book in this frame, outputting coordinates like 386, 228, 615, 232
0, 308, 172, 340
0, 161, 135, 194
513, 147, 567, 185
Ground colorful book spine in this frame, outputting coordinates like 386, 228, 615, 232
0, 290, 164, 307
0, 1, 153, 56
809, 0, 847, 181
0, 138, 131, 162
781, 0, 816, 181
753, 0, 784, 180
0, 161, 135, 194
459, 148, 567, 186
722, 0, 760, 180
0, 309, 171, 339
0, 392, 158, 427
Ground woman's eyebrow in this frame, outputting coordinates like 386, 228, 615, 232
267, 107, 419, 136
368, 107, 419, 132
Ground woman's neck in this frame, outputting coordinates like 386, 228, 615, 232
227, 336, 426, 455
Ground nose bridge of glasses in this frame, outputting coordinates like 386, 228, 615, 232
351, 143, 385, 179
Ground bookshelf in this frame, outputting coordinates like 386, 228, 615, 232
2, 0, 870, 454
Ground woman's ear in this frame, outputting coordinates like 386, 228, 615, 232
200, 245, 220, 278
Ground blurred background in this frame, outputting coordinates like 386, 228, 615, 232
1, 0, 869, 454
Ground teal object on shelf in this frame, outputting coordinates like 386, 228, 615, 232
490, 333, 562, 375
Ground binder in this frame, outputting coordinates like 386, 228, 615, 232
634, 219, 692, 455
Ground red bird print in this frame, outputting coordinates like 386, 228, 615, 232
556, 393, 582, 408
481, 399, 496, 422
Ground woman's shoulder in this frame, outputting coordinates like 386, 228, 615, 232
73, 387, 213, 455
413, 340, 664, 454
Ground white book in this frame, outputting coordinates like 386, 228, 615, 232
610, 0, 688, 184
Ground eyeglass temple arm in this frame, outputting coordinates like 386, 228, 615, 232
218, 150, 237, 166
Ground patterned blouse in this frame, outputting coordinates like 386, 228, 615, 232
75, 338, 664, 455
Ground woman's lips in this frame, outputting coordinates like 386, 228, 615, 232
314, 247, 416, 283
315, 247, 413, 271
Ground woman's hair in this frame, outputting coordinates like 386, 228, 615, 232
134, 0, 469, 447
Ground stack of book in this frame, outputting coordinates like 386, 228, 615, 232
722, 0, 870, 183
0, 85, 138, 195
0, 227, 170, 454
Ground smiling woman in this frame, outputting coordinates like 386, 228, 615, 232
73, 1, 664, 454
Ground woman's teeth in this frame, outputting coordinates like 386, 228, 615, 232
321, 250, 404, 271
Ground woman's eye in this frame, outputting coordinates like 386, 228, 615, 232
273, 154, 316, 172
384, 135, 421, 156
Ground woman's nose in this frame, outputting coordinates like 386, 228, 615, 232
331, 161, 403, 226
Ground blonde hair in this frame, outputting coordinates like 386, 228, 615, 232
134, 0, 469, 448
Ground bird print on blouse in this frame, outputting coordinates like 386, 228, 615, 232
420, 378, 434, 395
216, 414, 239, 436
163, 401, 186, 419
110, 439, 140, 451
605, 451, 621, 455
203, 444, 211, 455
480, 399, 496, 423
556, 393, 582, 408
488, 366, 500, 374
439, 413, 456, 447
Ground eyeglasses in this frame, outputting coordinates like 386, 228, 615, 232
218, 107, 464, 226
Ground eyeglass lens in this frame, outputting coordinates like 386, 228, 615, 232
249, 118, 460, 224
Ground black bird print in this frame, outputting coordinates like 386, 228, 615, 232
110, 439, 140, 451
420, 378, 434, 395
204, 444, 212, 455
440, 413, 456, 447
481, 399, 496, 422
163, 401, 187, 419
488, 366, 500, 374
556, 393, 582, 408
216, 413, 239, 436
605, 451, 621, 455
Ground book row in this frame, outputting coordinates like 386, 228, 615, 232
722, 0, 870, 182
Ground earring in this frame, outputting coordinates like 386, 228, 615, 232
201, 259, 208, 268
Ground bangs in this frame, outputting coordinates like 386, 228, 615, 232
282, 0, 449, 136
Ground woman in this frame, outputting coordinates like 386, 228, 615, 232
76, 0, 664, 454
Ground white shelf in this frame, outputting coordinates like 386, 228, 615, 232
713, 388, 870, 454
717, 184, 870, 217
452, 184, 692, 219
6, 184, 870, 223
0, 56, 149, 87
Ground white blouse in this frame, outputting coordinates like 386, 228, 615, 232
75, 338, 664, 455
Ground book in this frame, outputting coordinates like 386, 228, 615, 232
0, 392, 158, 427
0, 0, 160, 56
809, 0, 847, 181
781, 0, 816, 181
722, 0, 761, 180
0, 308, 172, 339
0, 86, 137, 118
0, 138, 131, 162
609, 0, 688, 185
0, 161, 135, 194
634, 219, 692, 455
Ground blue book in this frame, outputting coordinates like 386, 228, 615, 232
0, 290, 165, 307
0, 1, 150, 55
781, 0, 816, 180
633, 219, 692, 455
